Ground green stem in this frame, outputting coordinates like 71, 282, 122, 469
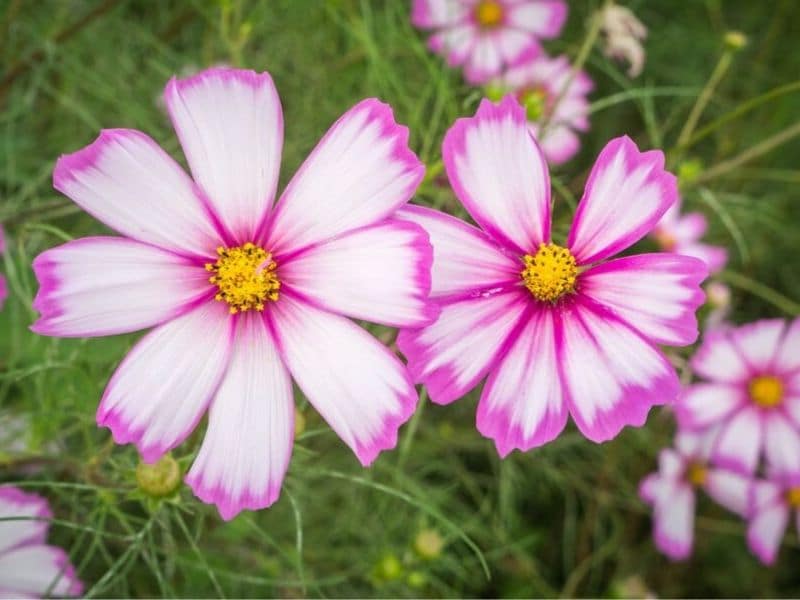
719, 270, 800, 316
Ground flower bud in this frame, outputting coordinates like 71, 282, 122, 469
136, 454, 181, 498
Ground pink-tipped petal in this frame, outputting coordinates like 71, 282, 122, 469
0, 487, 51, 554
267, 99, 424, 255
279, 219, 438, 328
395, 205, 520, 301
763, 413, 800, 477
477, 306, 567, 456
658, 448, 685, 479
268, 294, 417, 466
675, 242, 728, 275
671, 212, 707, 242
97, 301, 234, 463
653, 481, 695, 561
411, 0, 470, 28
568, 136, 677, 264
429, 24, 478, 67
30, 237, 210, 338
711, 407, 763, 474
730, 319, 786, 373
52, 129, 219, 257
675, 383, 745, 430
775, 318, 800, 375
537, 124, 581, 165
164, 67, 283, 242
639, 472, 664, 505
186, 313, 294, 520
747, 499, 789, 566
0, 544, 83, 598
704, 469, 751, 516
580, 252, 708, 347
397, 289, 530, 405
506, 0, 568, 37
558, 298, 679, 443
443, 95, 550, 253
690, 329, 752, 384
463, 36, 507, 84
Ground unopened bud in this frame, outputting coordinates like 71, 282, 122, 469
724, 31, 748, 51
414, 529, 444, 560
136, 454, 181, 498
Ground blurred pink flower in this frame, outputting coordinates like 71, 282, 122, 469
32, 67, 435, 520
639, 429, 750, 560
600, 2, 648, 78
493, 51, 593, 165
747, 473, 800, 565
398, 96, 707, 455
651, 197, 728, 274
0, 486, 83, 597
412, 0, 567, 84
677, 318, 800, 476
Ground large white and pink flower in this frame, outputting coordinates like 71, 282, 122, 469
676, 318, 800, 476
31, 67, 435, 520
639, 429, 750, 561
494, 51, 593, 165
747, 472, 800, 565
397, 96, 708, 455
651, 196, 727, 274
0, 486, 83, 597
412, 0, 568, 84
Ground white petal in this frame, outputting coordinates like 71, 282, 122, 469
690, 329, 751, 384
763, 413, 800, 476
279, 219, 438, 327
653, 481, 695, 560
31, 237, 210, 338
775, 318, 800, 374
704, 469, 750, 516
269, 295, 417, 466
675, 383, 745, 430
53, 129, 219, 257
748, 501, 789, 565
443, 96, 550, 253
0, 487, 50, 555
267, 99, 424, 254
165, 68, 283, 241
730, 319, 785, 372
186, 313, 294, 520
97, 301, 234, 462
0, 544, 82, 598
711, 407, 763, 474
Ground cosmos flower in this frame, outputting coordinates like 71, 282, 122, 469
31, 67, 434, 520
0, 225, 7, 311
0, 486, 83, 598
492, 50, 593, 165
412, 0, 568, 84
747, 472, 800, 565
639, 429, 750, 560
599, 2, 648, 78
651, 196, 728, 274
397, 96, 707, 455
677, 318, 800, 476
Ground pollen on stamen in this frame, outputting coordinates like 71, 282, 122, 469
521, 243, 578, 303
474, 0, 504, 28
205, 242, 280, 314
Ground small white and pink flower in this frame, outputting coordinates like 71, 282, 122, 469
412, 0, 568, 84
0, 486, 83, 598
493, 51, 593, 165
651, 196, 728, 274
32, 67, 436, 520
747, 473, 800, 565
677, 318, 800, 476
639, 429, 750, 560
397, 96, 708, 455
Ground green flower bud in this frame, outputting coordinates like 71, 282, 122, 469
723, 31, 748, 51
677, 159, 704, 186
414, 529, 444, 560
374, 554, 403, 581
136, 454, 181, 498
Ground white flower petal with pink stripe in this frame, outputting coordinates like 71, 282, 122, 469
33, 67, 433, 520
399, 95, 703, 455
0, 487, 83, 598
746, 477, 800, 566
678, 317, 800, 476
412, 0, 567, 84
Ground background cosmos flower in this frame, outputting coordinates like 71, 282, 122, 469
747, 472, 800, 565
639, 428, 750, 561
0, 486, 83, 597
412, 0, 568, 84
30, 67, 436, 520
492, 50, 593, 164
397, 95, 708, 456
676, 318, 800, 476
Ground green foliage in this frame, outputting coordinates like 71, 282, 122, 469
1, 0, 799, 596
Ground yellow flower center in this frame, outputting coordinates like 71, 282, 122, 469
686, 462, 707, 487
205, 243, 280, 314
748, 375, 784, 408
521, 243, 578, 303
653, 228, 677, 251
475, 0, 504, 28
786, 487, 800, 508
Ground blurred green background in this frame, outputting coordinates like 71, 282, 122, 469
1, 0, 800, 597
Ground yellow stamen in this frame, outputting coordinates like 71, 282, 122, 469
653, 228, 677, 251
786, 487, 800, 508
748, 375, 784, 408
205, 242, 280, 314
521, 243, 578, 303
686, 462, 707, 487
475, 0, 504, 28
